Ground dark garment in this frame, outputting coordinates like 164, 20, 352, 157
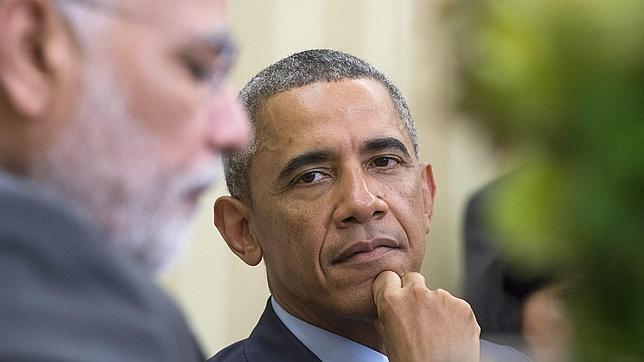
464, 180, 550, 338
210, 299, 530, 362
211, 300, 318, 362
0, 172, 203, 361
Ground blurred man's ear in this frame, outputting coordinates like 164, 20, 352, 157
421, 164, 437, 234
214, 196, 263, 266
0, 0, 76, 120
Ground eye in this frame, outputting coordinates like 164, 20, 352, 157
370, 156, 400, 168
181, 55, 213, 82
296, 170, 328, 184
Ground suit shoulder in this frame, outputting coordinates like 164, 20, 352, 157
209, 340, 248, 362
0, 182, 203, 361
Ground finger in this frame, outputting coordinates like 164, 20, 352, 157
372, 270, 402, 304
401, 271, 426, 287
435, 288, 455, 298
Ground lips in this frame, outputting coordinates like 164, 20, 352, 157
333, 238, 400, 264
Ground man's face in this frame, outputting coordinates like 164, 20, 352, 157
31, 0, 249, 275
247, 79, 435, 328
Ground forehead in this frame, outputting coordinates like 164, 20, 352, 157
253, 78, 412, 166
260, 79, 409, 147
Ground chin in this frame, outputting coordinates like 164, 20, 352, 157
332, 284, 380, 321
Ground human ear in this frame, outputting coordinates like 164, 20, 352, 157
214, 196, 263, 266
420, 164, 437, 234
0, 0, 76, 120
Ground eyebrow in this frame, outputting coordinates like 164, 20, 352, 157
200, 32, 235, 50
362, 137, 411, 158
184, 32, 236, 55
275, 137, 412, 184
277, 150, 334, 184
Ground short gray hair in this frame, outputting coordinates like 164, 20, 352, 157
225, 49, 419, 205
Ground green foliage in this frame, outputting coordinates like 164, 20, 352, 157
454, 0, 644, 359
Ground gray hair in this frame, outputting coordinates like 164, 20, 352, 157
225, 49, 419, 205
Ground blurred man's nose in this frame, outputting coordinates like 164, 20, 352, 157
207, 84, 251, 152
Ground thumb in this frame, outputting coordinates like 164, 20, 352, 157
372, 270, 402, 307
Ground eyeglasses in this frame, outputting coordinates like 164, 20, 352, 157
56, 0, 237, 93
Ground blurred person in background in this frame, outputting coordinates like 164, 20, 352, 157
0, 0, 249, 360
464, 179, 572, 361
454, 0, 644, 360
211, 49, 528, 362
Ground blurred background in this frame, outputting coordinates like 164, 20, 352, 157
453, 0, 644, 360
162, 0, 509, 356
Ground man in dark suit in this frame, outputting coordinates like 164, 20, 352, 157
0, 0, 249, 360
212, 49, 529, 361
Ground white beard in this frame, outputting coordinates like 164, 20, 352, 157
30, 60, 219, 277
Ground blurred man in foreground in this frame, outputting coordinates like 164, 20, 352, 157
0, 0, 249, 360
212, 49, 527, 361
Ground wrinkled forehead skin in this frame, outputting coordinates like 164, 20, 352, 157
259, 79, 411, 154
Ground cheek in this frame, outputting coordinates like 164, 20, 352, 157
128, 72, 201, 139
257, 200, 327, 269
129, 78, 207, 170
111, 35, 205, 152
391, 179, 428, 243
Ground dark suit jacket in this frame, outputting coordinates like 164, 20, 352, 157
0, 172, 203, 361
210, 299, 530, 362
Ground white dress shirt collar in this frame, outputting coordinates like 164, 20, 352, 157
271, 297, 388, 362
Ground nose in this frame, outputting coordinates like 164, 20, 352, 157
333, 167, 389, 228
207, 84, 252, 152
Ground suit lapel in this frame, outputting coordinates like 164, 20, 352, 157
244, 299, 320, 362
